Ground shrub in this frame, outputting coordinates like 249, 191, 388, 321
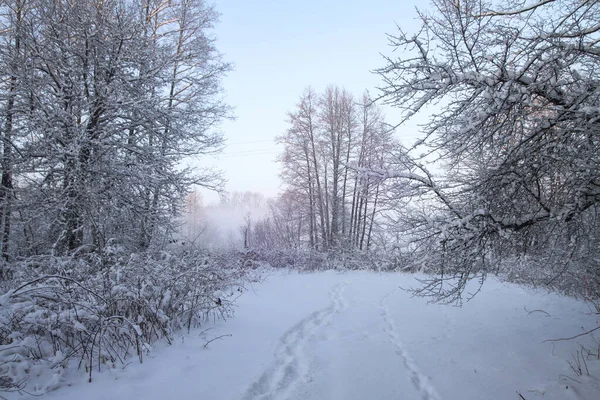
0, 246, 249, 394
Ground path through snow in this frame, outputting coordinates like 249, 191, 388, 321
242, 282, 347, 400
15, 270, 600, 400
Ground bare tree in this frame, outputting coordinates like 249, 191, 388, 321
277, 88, 328, 249
278, 87, 396, 252
375, 0, 600, 302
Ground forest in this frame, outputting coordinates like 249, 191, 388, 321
0, 0, 599, 398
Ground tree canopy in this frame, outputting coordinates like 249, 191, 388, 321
376, 0, 600, 302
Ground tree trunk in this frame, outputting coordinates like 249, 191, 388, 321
0, 1, 23, 264
366, 182, 380, 250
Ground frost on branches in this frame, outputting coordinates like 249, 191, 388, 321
0, 0, 237, 395
375, 0, 600, 303
0, 248, 248, 395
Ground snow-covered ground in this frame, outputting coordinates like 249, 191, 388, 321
9, 270, 600, 400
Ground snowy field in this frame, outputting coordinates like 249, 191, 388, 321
9, 270, 600, 400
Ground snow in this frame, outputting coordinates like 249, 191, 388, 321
8, 270, 600, 400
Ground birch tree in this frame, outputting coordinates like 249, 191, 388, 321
278, 87, 396, 251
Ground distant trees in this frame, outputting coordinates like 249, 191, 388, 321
375, 0, 600, 301
178, 191, 271, 251
248, 191, 306, 251
275, 86, 396, 252
0, 0, 229, 264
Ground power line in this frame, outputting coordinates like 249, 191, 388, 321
225, 139, 275, 146
219, 150, 280, 158
224, 148, 278, 154
221, 147, 280, 156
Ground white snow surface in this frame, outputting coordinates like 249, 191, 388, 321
9, 270, 600, 400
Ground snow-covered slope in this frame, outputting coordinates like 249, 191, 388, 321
11, 271, 600, 400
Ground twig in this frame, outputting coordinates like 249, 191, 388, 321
203, 334, 232, 348
477, 0, 556, 17
543, 326, 600, 342
579, 347, 590, 376
12, 275, 107, 303
524, 306, 550, 316
198, 327, 214, 338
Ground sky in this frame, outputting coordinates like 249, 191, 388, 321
194, 0, 425, 205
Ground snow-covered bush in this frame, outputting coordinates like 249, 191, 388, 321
0, 248, 248, 395
246, 246, 405, 273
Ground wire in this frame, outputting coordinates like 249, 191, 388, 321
223, 147, 278, 154
225, 139, 275, 146
219, 150, 279, 158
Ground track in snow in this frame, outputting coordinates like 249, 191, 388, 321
379, 289, 441, 400
241, 282, 347, 400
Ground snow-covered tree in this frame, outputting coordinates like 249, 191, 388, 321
375, 0, 600, 302
277, 87, 396, 251
0, 0, 229, 258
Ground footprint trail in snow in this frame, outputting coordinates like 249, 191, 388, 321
379, 289, 441, 400
242, 282, 348, 400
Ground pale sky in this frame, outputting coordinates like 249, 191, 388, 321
195, 0, 425, 204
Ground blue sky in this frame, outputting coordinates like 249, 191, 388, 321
196, 0, 424, 204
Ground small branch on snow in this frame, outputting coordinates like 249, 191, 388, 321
543, 326, 600, 343
203, 334, 232, 348
198, 327, 214, 337
524, 306, 550, 316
